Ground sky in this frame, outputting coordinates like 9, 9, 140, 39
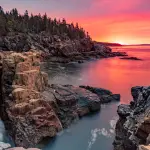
1, 0, 150, 44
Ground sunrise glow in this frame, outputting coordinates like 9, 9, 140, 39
114, 41, 128, 45
1, 0, 150, 44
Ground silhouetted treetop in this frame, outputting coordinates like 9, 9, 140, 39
0, 7, 90, 40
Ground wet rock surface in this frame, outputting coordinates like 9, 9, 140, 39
114, 86, 150, 150
0, 51, 120, 148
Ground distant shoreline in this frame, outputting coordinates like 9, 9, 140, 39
97, 42, 150, 47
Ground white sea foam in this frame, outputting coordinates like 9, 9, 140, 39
87, 116, 118, 150
109, 129, 115, 134
87, 128, 101, 150
110, 116, 118, 129
87, 128, 111, 150
100, 128, 111, 137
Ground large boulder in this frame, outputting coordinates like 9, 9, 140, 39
114, 86, 150, 150
50, 84, 101, 127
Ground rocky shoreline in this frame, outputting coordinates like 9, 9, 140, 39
114, 86, 150, 150
0, 33, 127, 64
0, 51, 120, 149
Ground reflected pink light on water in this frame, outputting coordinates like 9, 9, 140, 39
81, 46, 150, 104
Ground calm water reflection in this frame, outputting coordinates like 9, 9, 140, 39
42, 46, 150, 104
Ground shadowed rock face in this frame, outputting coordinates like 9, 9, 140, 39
114, 86, 150, 150
0, 33, 127, 63
0, 51, 120, 148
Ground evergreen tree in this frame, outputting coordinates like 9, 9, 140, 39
0, 7, 90, 39
43, 13, 48, 31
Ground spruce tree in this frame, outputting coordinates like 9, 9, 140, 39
0, 7, 90, 39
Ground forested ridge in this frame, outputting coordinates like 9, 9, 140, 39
0, 6, 124, 60
0, 6, 90, 39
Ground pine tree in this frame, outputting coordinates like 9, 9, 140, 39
0, 7, 90, 39
43, 13, 48, 31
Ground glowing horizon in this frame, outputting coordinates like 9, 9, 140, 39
1, 0, 150, 44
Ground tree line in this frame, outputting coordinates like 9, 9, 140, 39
0, 6, 90, 39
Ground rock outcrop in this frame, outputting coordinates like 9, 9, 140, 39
120, 57, 142, 61
0, 33, 127, 63
49, 84, 101, 127
0, 51, 120, 148
114, 86, 150, 150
